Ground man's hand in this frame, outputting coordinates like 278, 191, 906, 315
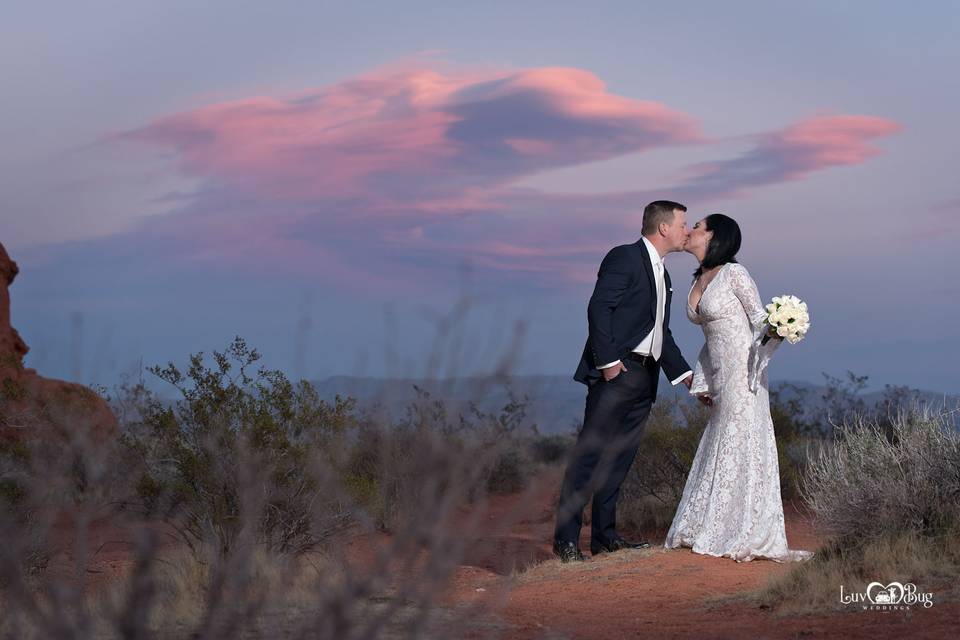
602, 362, 628, 381
696, 394, 713, 407
680, 374, 693, 389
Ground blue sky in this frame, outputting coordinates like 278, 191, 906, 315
2, 2, 957, 393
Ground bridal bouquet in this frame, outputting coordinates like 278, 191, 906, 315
762, 295, 809, 345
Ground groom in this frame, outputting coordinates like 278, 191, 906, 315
554, 200, 693, 562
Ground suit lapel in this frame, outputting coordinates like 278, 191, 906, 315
635, 239, 658, 319
664, 268, 674, 327
636, 240, 657, 295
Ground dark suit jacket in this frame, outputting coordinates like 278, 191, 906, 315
574, 239, 691, 394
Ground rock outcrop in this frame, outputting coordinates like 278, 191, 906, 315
0, 241, 117, 442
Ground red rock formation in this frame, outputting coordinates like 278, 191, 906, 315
0, 241, 117, 442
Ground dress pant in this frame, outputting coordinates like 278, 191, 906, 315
554, 355, 657, 547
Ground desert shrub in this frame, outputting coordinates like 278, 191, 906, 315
340, 382, 539, 530
0, 440, 48, 579
461, 387, 538, 498
769, 386, 815, 500
119, 336, 359, 556
776, 371, 937, 438
802, 405, 960, 541
528, 434, 573, 465
342, 421, 453, 531
485, 448, 531, 495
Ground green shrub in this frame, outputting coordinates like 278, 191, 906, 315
485, 448, 530, 495
618, 400, 709, 535
528, 434, 573, 465
121, 336, 358, 556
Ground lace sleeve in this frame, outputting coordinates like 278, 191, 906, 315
689, 343, 713, 397
727, 263, 767, 330
728, 263, 781, 393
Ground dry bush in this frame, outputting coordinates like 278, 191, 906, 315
803, 405, 960, 541
744, 404, 960, 613
342, 380, 539, 530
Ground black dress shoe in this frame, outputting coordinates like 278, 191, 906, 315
590, 537, 651, 555
553, 540, 586, 563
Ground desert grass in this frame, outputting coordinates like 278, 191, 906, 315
514, 546, 662, 589
739, 530, 960, 615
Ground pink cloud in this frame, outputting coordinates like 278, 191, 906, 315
675, 114, 901, 201
120, 64, 700, 207
906, 198, 960, 239
770, 115, 902, 169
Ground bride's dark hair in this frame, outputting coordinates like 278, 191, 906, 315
694, 213, 741, 278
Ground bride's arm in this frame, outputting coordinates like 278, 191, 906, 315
727, 263, 768, 330
728, 263, 778, 392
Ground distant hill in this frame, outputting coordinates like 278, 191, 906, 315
310, 375, 960, 435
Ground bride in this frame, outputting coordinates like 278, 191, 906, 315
664, 213, 812, 562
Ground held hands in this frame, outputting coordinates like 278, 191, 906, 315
680, 373, 712, 406
603, 362, 628, 381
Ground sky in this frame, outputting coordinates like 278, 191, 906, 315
2, 1, 958, 394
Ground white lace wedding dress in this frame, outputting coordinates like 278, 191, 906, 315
664, 262, 813, 562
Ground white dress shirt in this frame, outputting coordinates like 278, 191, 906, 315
598, 237, 692, 386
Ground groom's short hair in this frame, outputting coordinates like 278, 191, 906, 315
642, 200, 686, 235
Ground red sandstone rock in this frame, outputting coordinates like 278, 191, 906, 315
0, 241, 117, 442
